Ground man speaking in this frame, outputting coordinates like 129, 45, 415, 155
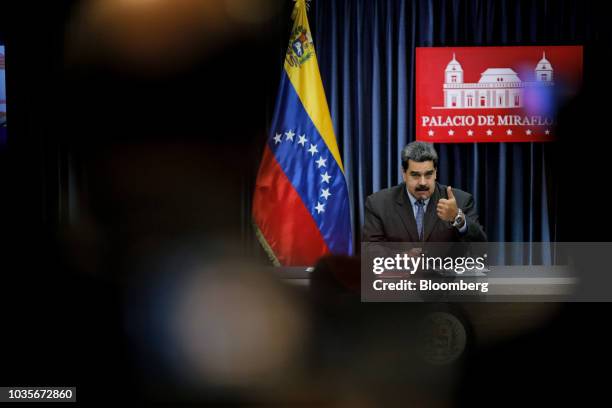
363, 142, 486, 242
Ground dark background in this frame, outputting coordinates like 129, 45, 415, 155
1, 0, 611, 405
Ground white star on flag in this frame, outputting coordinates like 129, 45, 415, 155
467, 129, 474, 136
486, 129, 493, 136
316, 157, 327, 168
506, 129, 513, 135
285, 130, 295, 141
321, 172, 331, 184
320, 188, 331, 200
526, 129, 532, 135
298, 134, 307, 146
448, 129, 455, 136
545, 129, 550, 135
273, 133, 282, 144
315, 202, 325, 214
308, 144, 318, 156
428, 129, 434, 136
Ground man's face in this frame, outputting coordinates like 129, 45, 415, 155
402, 160, 436, 200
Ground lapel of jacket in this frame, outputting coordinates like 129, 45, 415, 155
394, 183, 420, 242
423, 183, 442, 242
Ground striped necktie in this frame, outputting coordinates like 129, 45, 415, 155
415, 200, 425, 241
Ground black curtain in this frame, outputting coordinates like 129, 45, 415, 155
283, 0, 611, 255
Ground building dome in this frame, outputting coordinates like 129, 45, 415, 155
478, 68, 521, 83
445, 53, 463, 72
535, 52, 552, 71
535, 51, 553, 82
444, 53, 464, 84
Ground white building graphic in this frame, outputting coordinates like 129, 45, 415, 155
440, 52, 553, 109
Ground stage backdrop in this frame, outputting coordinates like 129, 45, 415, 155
247, 0, 611, 261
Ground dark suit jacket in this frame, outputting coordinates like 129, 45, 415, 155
362, 182, 487, 242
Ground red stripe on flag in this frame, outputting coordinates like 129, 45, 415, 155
253, 145, 329, 266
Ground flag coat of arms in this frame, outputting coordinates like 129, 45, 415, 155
252, 0, 352, 266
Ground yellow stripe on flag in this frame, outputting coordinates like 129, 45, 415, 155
283, 0, 345, 174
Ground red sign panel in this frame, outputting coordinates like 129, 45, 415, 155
415, 46, 583, 143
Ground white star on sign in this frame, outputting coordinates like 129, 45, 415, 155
321, 188, 331, 200
273, 133, 282, 144
486, 129, 493, 136
298, 134, 307, 146
316, 157, 327, 168
315, 202, 325, 214
308, 144, 318, 156
321, 172, 331, 184
448, 129, 455, 136
526, 129, 532, 135
545, 129, 550, 135
506, 129, 513, 135
428, 129, 435, 136
285, 130, 295, 141
467, 129, 474, 136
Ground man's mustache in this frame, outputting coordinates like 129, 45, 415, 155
415, 185, 429, 191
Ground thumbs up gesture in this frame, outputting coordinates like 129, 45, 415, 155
437, 186, 459, 222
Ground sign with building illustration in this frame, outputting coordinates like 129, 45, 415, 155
415, 46, 583, 143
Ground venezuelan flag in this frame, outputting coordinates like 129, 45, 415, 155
252, 0, 352, 266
